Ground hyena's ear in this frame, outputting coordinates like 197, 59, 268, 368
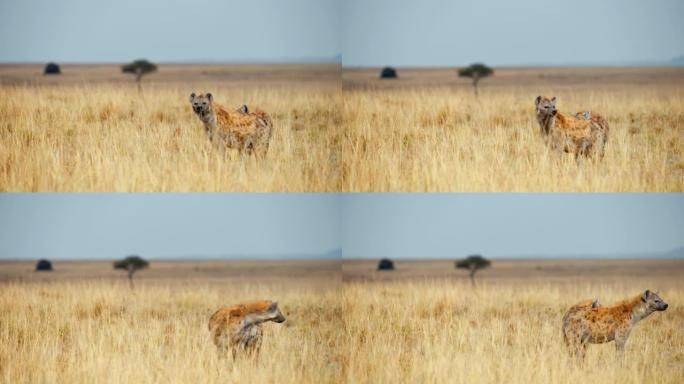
535, 96, 542, 105
550, 96, 557, 107
238, 104, 249, 114
189, 93, 196, 102
268, 301, 279, 312
206, 93, 213, 103
642, 289, 651, 301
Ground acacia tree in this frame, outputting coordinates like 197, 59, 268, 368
458, 63, 493, 96
455, 254, 491, 282
122, 59, 157, 92
114, 255, 149, 288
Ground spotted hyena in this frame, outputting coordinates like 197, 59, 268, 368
189, 92, 273, 156
208, 300, 285, 358
562, 290, 668, 359
535, 96, 609, 159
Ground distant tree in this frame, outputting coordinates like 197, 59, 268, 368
35, 259, 53, 271
121, 59, 157, 92
380, 67, 398, 79
455, 254, 491, 281
44, 63, 61, 75
458, 63, 493, 96
377, 258, 395, 270
114, 255, 149, 288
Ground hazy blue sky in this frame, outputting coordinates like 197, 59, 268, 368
341, 194, 684, 259
0, 0, 340, 63
3, 1, 682, 66
1, 194, 682, 260
0, 194, 340, 260
343, 0, 684, 67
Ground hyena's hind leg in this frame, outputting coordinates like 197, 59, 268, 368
253, 142, 270, 160
239, 139, 255, 159
593, 129, 608, 159
565, 337, 588, 361
574, 141, 592, 164
563, 327, 588, 361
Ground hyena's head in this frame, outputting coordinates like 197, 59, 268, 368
189, 92, 213, 115
642, 290, 668, 311
535, 96, 557, 117
248, 300, 286, 323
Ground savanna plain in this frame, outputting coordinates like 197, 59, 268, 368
342, 67, 684, 191
1, 259, 682, 383
0, 260, 343, 383
342, 259, 684, 383
2, 65, 683, 191
0, 64, 341, 191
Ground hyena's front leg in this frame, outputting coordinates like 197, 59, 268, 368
614, 329, 631, 356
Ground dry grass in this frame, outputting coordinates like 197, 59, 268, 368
341, 68, 684, 191
1, 260, 682, 383
0, 280, 343, 383
342, 278, 684, 384
0, 64, 340, 191
3, 66, 683, 191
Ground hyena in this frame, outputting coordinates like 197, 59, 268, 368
189, 92, 273, 156
562, 290, 668, 359
535, 96, 609, 159
208, 300, 286, 358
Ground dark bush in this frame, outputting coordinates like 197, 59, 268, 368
44, 63, 61, 75
377, 258, 395, 270
380, 67, 398, 79
35, 259, 53, 271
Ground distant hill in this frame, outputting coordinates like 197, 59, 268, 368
664, 246, 684, 258
669, 55, 684, 66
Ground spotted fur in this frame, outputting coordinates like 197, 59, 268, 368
208, 300, 285, 358
535, 96, 609, 159
189, 93, 273, 156
562, 290, 668, 359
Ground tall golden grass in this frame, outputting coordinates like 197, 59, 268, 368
342, 279, 684, 384
341, 87, 683, 191
2, 69, 682, 192
2, 276, 681, 383
0, 281, 343, 383
0, 84, 340, 191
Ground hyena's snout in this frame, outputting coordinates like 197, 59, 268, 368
192, 104, 203, 114
274, 312, 286, 323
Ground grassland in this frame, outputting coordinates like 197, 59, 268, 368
1, 259, 682, 383
0, 64, 340, 192
2, 65, 682, 191
0, 260, 343, 383
342, 67, 684, 191
342, 259, 684, 384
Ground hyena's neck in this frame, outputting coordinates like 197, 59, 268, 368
626, 296, 653, 323
242, 313, 270, 328
199, 109, 217, 135
537, 113, 555, 136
